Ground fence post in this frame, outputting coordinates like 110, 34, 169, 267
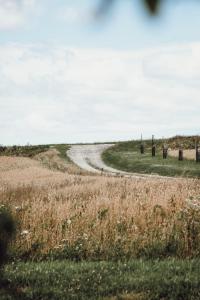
178, 149, 183, 161
163, 145, 168, 159
140, 144, 144, 154
196, 140, 200, 162
152, 135, 156, 157
140, 134, 144, 154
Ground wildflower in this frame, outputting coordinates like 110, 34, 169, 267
61, 239, 68, 243
54, 244, 63, 250
54, 246, 60, 250
15, 206, 22, 212
67, 219, 72, 225
20, 230, 29, 236
83, 233, 88, 240
185, 198, 200, 210
133, 225, 138, 231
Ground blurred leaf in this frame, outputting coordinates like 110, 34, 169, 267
95, 0, 115, 17
96, 0, 161, 17
144, 0, 161, 14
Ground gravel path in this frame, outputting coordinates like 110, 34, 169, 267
67, 144, 118, 174
67, 144, 172, 179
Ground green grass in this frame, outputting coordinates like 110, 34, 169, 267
1, 259, 200, 300
103, 140, 200, 178
0, 143, 71, 161
53, 144, 70, 162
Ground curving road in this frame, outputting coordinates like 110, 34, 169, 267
67, 144, 169, 179
67, 144, 119, 174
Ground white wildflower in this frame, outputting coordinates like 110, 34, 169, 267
20, 230, 29, 236
185, 198, 200, 210
15, 206, 22, 212
67, 219, 72, 225
54, 246, 60, 250
61, 239, 68, 243
83, 233, 88, 240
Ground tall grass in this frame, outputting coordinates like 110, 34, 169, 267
35, 148, 91, 175
1, 167, 200, 260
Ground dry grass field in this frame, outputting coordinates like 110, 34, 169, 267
1, 148, 200, 260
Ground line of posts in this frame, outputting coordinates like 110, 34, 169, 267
140, 135, 200, 163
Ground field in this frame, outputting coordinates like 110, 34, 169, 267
103, 138, 200, 177
1, 140, 200, 299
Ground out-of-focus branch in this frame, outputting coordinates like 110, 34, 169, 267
95, 0, 115, 17
96, 0, 161, 17
144, 0, 161, 14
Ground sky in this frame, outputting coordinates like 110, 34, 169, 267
1, 0, 200, 145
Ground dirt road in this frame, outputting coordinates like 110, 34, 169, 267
67, 144, 169, 178
67, 144, 120, 174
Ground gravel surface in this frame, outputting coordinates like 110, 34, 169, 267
67, 144, 120, 174
67, 144, 174, 179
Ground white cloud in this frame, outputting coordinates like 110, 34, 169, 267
143, 43, 200, 80
0, 42, 200, 145
0, 0, 37, 30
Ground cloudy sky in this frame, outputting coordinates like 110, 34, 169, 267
1, 0, 200, 145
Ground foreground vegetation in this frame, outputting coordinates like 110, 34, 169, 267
1, 141, 200, 299
1, 259, 200, 300
103, 137, 200, 177
1, 153, 200, 260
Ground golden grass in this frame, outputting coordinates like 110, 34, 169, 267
1, 151, 200, 260
0, 156, 41, 172
35, 148, 91, 175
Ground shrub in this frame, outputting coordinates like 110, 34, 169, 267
0, 205, 15, 269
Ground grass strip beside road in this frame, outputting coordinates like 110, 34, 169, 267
53, 144, 71, 161
103, 141, 200, 178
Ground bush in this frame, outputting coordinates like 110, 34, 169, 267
0, 205, 15, 269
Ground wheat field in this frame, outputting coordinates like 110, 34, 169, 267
1, 149, 200, 260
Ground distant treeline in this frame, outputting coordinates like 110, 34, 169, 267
166, 135, 200, 149
0, 145, 49, 157
140, 135, 200, 150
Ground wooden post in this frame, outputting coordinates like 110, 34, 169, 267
140, 144, 144, 154
196, 140, 200, 162
152, 135, 156, 157
196, 140, 198, 162
162, 137, 167, 159
163, 146, 168, 159
198, 152, 200, 163
178, 149, 183, 161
